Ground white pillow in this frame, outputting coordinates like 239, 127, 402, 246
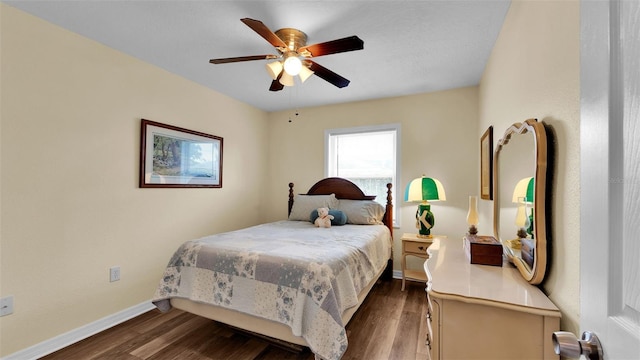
288, 194, 339, 221
337, 200, 386, 225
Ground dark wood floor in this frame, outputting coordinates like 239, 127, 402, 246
41, 279, 429, 360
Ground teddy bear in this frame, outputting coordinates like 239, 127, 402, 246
314, 207, 334, 228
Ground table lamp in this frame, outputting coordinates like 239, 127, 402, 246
467, 195, 479, 235
405, 176, 446, 238
515, 196, 531, 239
512, 177, 534, 238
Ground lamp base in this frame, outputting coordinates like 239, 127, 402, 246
417, 234, 433, 239
517, 228, 528, 239
416, 203, 434, 237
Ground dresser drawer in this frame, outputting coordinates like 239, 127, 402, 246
425, 292, 434, 342
428, 294, 441, 360
404, 240, 431, 255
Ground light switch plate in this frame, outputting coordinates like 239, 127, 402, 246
110, 266, 120, 282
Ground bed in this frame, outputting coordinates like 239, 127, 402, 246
152, 177, 394, 360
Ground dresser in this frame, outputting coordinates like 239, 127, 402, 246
424, 237, 561, 360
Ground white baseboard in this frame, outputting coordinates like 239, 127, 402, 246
2, 301, 155, 360
392, 269, 402, 279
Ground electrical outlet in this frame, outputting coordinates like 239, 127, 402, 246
110, 266, 120, 282
1, 296, 14, 316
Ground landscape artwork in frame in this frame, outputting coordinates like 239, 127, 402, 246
480, 126, 493, 200
140, 119, 223, 188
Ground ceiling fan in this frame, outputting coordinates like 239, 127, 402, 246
209, 18, 364, 92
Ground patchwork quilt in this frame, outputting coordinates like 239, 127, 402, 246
152, 220, 391, 360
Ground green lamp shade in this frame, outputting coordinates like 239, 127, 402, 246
404, 177, 446, 202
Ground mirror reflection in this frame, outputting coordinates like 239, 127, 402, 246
493, 119, 550, 284
498, 131, 535, 269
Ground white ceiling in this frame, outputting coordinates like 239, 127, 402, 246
4, 1, 511, 112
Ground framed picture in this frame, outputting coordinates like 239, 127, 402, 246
140, 119, 223, 188
480, 126, 493, 200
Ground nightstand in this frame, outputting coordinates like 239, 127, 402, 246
401, 232, 433, 290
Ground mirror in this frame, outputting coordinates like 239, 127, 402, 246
493, 118, 550, 284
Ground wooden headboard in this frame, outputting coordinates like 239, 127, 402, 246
288, 177, 394, 236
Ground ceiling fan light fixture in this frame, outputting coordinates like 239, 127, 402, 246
265, 61, 283, 80
298, 65, 314, 83
283, 53, 302, 76
209, 19, 364, 91
279, 71, 295, 86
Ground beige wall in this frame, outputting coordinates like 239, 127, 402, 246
0, 5, 269, 356
479, 0, 581, 333
265, 87, 480, 269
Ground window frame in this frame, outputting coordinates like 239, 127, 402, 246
324, 123, 401, 227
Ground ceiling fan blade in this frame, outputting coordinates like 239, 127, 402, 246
209, 55, 277, 64
269, 70, 284, 91
299, 36, 364, 57
306, 60, 350, 88
241, 18, 288, 49
269, 79, 284, 92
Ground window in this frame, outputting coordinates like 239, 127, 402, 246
325, 124, 400, 226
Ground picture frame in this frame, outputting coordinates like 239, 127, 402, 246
139, 119, 223, 188
480, 125, 493, 200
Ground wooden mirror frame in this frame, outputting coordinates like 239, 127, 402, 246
493, 118, 550, 284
